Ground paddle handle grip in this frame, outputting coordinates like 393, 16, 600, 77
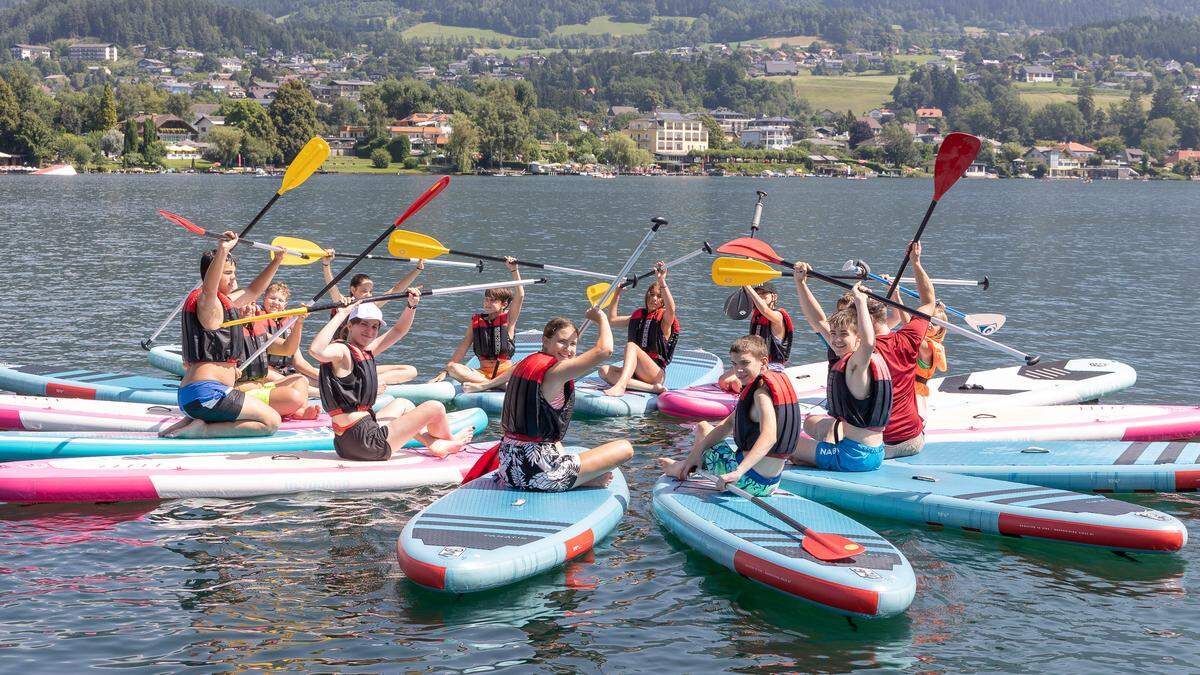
750, 191, 765, 236
865, 272, 967, 320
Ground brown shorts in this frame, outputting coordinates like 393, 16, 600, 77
884, 433, 925, 459
334, 416, 392, 461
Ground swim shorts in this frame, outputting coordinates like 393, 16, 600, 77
703, 441, 779, 497
333, 415, 392, 461
498, 438, 581, 492
178, 380, 245, 423
815, 437, 884, 472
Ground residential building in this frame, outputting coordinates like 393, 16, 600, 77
330, 79, 374, 99
609, 105, 640, 117
763, 60, 799, 76
625, 111, 709, 158
337, 125, 370, 141
739, 126, 793, 150
861, 117, 883, 136
1018, 65, 1054, 83
11, 44, 51, 60
68, 43, 118, 62
414, 66, 437, 81
322, 136, 356, 157
916, 107, 943, 119
708, 108, 751, 136
1167, 149, 1200, 164
174, 48, 204, 59
188, 103, 221, 124
194, 115, 226, 137
125, 114, 199, 143
43, 74, 69, 90
137, 58, 170, 73
158, 80, 194, 95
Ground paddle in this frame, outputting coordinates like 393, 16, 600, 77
841, 260, 1006, 335
159, 211, 329, 263
885, 132, 981, 299
711, 255, 1040, 364
584, 242, 712, 308
389, 230, 611, 280
749, 190, 766, 237
140, 136, 330, 350
238, 176, 451, 370
219, 278, 547, 327
694, 471, 864, 562
270, 235, 482, 270
578, 217, 669, 334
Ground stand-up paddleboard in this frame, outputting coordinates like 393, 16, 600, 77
147, 345, 456, 404
572, 350, 724, 418
0, 362, 182, 405
652, 475, 915, 618
397, 467, 628, 593
449, 330, 543, 413
924, 404, 1200, 443
896, 440, 1200, 493
0, 442, 494, 503
0, 408, 487, 461
781, 464, 1185, 552
0, 394, 331, 432
657, 358, 1138, 421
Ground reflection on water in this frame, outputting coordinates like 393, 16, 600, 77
1, 175, 1199, 671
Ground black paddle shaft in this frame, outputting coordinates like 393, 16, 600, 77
885, 197, 937, 299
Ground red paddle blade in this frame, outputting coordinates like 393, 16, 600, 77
716, 237, 784, 265
801, 530, 864, 562
461, 442, 500, 483
933, 132, 981, 201
158, 209, 205, 236
393, 176, 450, 228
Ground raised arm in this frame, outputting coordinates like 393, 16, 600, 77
548, 307, 614, 384
656, 263, 676, 340
743, 284, 783, 328
792, 262, 831, 342
321, 250, 346, 304
197, 232, 237, 330
908, 241, 937, 317
846, 283, 876, 399
370, 289, 419, 354
232, 251, 284, 309
308, 304, 354, 365
605, 284, 631, 327
271, 315, 305, 356
376, 260, 424, 309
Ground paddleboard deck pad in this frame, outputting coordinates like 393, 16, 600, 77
656, 358, 1137, 421
897, 439, 1200, 493
397, 466, 628, 593
781, 464, 1185, 552
924, 404, 1200, 444
0, 362, 182, 405
0, 394, 331, 432
652, 475, 915, 618
0, 442, 494, 503
0, 407, 488, 461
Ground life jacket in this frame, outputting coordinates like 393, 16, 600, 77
265, 318, 294, 373
734, 371, 802, 460
749, 308, 794, 364
471, 312, 515, 361
501, 352, 574, 443
827, 351, 893, 431
318, 341, 378, 416
239, 310, 272, 382
627, 307, 679, 367
914, 337, 947, 397
181, 287, 246, 365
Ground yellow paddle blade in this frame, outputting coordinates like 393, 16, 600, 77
278, 137, 329, 195
711, 256, 782, 287
586, 282, 616, 309
220, 306, 308, 328
388, 229, 449, 259
270, 236, 326, 265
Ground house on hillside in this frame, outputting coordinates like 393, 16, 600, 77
708, 108, 751, 136
916, 107, 943, 120
1167, 149, 1200, 165
1018, 65, 1054, 83
194, 115, 225, 137
330, 79, 374, 99
739, 126, 792, 150
11, 44, 51, 61
764, 61, 799, 76
625, 111, 709, 158
414, 66, 437, 81
68, 43, 118, 62
125, 114, 199, 143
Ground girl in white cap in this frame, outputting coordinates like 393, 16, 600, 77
309, 291, 474, 460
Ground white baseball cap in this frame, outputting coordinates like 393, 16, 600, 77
348, 303, 384, 323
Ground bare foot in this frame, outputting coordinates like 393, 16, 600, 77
462, 382, 483, 394
426, 428, 474, 458
656, 457, 676, 470
158, 416, 194, 438
165, 418, 207, 439
289, 404, 320, 421
602, 385, 626, 398
649, 382, 667, 394
576, 471, 614, 488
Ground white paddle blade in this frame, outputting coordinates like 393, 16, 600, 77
965, 313, 1006, 335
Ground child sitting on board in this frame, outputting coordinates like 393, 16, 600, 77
914, 302, 949, 416
598, 263, 678, 397
660, 334, 801, 496
717, 282, 794, 393
430, 257, 525, 387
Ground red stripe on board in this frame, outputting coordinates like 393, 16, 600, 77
1175, 470, 1200, 492
997, 514, 1183, 552
396, 543, 446, 590
0, 475, 159, 503
46, 382, 97, 399
564, 529, 595, 560
733, 550, 880, 616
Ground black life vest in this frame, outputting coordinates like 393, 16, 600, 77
627, 307, 680, 367
181, 288, 246, 365
319, 341, 378, 416
749, 308, 794, 364
827, 351, 893, 431
471, 312, 515, 360
266, 319, 294, 372
501, 352, 574, 443
734, 371, 802, 459
240, 311, 272, 381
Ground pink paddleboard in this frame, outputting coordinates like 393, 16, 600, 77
0, 442, 497, 503
0, 394, 330, 432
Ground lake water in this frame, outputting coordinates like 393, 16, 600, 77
0, 174, 1198, 672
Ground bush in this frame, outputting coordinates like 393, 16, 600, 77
387, 135, 411, 162
403, 157, 420, 170
370, 148, 391, 168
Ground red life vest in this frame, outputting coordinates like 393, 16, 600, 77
318, 341, 378, 416
471, 312, 515, 361
266, 318, 295, 373
749, 308, 794, 364
181, 288, 246, 365
734, 370, 802, 459
501, 352, 574, 443
240, 309, 272, 381
627, 307, 680, 367
827, 351, 893, 432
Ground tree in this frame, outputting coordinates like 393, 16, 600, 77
1141, 117, 1179, 160
387, 134, 410, 163
695, 114, 728, 150
240, 135, 277, 166
269, 80, 319, 162
164, 93, 191, 118
1150, 83, 1183, 122
1031, 102, 1085, 141
14, 111, 55, 165
223, 100, 275, 142
141, 119, 162, 165
1076, 83, 1096, 137
122, 117, 140, 156
56, 133, 93, 167
95, 84, 117, 131
599, 132, 650, 169
954, 102, 997, 137
1094, 136, 1125, 158
446, 112, 479, 174
1174, 102, 1200, 149
98, 128, 122, 157
0, 77, 21, 150
474, 90, 532, 166
206, 126, 244, 166
543, 141, 570, 163
879, 122, 917, 168
1112, 90, 1147, 146
999, 142, 1025, 164
370, 148, 391, 168
848, 120, 874, 148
